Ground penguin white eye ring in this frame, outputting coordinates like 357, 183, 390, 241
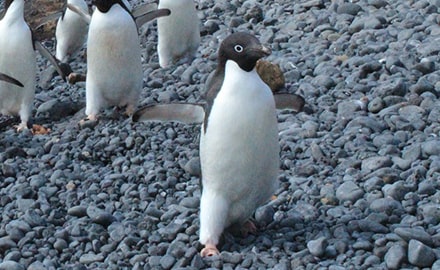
234, 45, 243, 53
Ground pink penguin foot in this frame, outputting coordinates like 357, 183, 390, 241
241, 220, 258, 237
79, 115, 98, 129
200, 243, 220, 257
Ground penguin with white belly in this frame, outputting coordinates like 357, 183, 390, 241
0, 0, 72, 131
55, 0, 89, 63
198, 32, 279, 257
0, 0, 38, 131
83, 0, 169, 123
157, 0, 200, 68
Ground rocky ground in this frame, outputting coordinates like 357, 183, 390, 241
1, 0, 440, 269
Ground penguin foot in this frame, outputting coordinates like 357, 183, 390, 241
200, 244, 220, 257
14, 122, 29, 132
79, 116, 98, 129
240, 220, 258, 237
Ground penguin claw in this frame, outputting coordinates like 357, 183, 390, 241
200, 244, 220, 257
14, 123, 29, 132
79, 117, 98, 129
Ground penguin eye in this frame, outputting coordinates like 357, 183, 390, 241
234, 45, 244, 53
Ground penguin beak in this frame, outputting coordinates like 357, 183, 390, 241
260, 45, 271, 56
249, 45, 271, 59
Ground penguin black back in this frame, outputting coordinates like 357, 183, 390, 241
203, 32, 271, 132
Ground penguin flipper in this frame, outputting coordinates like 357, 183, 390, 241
34, 41, 72, 82
67, 3, 91, 24
132, 103, 205, 124
132, 3, 158, 18
135, 8, 171, 28
0, 72, 24, 87
34, 11, 64, 31
274, 93, 305, 112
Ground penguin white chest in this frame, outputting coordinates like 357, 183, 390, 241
200, 60, 279, 221
85, 5, 143, 118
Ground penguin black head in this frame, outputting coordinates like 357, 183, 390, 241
92, 0, 130, 14
218, 32, 271, 72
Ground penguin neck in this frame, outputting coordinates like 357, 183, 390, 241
3, 0, 25, 24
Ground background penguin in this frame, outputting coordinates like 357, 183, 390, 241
157, 0, 200, 68
0, 0, 72, 131
83, 0, 169, 123
55, 0, 89, 63
0, 0, 37, 131
198, 32, 279, 257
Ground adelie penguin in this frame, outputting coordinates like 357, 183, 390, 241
157, 0, 200, 68
55, 0, 89, 63
0, 0, 71, 131
82, 0, 170, 124
133, 32, 304, 256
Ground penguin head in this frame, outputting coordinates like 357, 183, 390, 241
218, 32, 271, 72
92, 0, 130, 13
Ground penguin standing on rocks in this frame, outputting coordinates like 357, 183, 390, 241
157, 0, 200, 68
83, 0, 169, 123
55, 0, 89, 63
0, 0, 38, 131
0, 0, 71, 131
198, 32, 279, 257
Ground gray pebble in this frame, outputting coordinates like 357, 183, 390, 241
336, 181, 364, 202
408, 239, 436, 267
336, 3, 362, 15
369, 198, 403, 215
0, 261, 25, 270
255, 205, 275, 227
79, 253, 105, 264
361, 156, 392, 173
68, 206, 88, 217
394, 227, 433, 246
307, 236, 327, 257
160, 254, 176, 269
385, 244, 406, 270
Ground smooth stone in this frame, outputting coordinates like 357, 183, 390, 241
307, 236, 327, 257
0, 261, 25, 270
361, 156, 392, 173
394, 227, 434, 246
385, 244, 406, 270
68, 206, 88, 217
369, 198, 403, 215
358, 219, 389, 233
79, 253, 105, 264
336, 181, 364, 202
408, 239, 436, 267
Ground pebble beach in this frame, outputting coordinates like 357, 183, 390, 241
1, 0, 440, 269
